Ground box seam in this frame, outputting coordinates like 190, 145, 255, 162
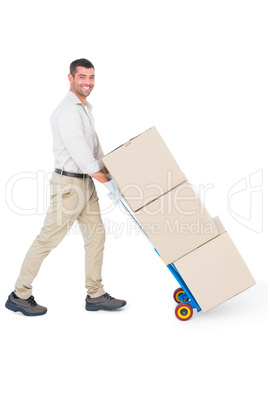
134, 178, 188, 212
172, 230, 227, 264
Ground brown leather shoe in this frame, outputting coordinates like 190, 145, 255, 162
85, 293, 126, 311
5, 292, 47, 316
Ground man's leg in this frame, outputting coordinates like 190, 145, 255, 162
15, 174, 87, 299
77, 181, 106, 298
78, 179, 126, 311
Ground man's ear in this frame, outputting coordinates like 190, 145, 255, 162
68, 73, 73, 85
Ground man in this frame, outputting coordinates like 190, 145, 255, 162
5, 58, 126, 316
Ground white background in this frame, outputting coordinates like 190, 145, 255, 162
0, 1, 267, 401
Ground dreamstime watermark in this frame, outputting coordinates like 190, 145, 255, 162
5, 169, 264, 234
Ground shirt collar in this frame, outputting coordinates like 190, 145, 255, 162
67, 90, 93, 110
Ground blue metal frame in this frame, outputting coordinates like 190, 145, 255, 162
154, 249, 201, 313
167, 263, 201, 312
116, 196, 201, 314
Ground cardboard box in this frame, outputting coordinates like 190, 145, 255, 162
102, 127, 186, 211
173, 217, 256, 312
212, 215, 226, 234
134, 181, 219, 264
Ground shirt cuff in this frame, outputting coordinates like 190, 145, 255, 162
86, 160, 103, 175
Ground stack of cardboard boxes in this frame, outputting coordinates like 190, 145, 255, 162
102, 127, 255, 313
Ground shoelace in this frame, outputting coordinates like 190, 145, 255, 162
27, 296, 37, 307
103, 293, 114, 300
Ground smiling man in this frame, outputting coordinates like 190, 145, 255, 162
69, 63, 95, 98
5, 58, 126, 316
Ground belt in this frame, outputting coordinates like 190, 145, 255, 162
54, 168, 92, 179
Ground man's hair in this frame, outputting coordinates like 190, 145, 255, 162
69, 58, 95, 77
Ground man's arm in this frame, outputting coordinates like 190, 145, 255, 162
57, 110, 105, 175
90, 168, 110, 183
102, 167, 109, 175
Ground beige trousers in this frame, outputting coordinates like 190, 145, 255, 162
15, 172, 106, 299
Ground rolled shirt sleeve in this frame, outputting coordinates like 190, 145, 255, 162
57, 109, 103, 175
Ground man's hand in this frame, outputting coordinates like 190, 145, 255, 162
103, 179, 123, 204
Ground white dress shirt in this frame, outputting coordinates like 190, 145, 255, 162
50, 91, 105, 174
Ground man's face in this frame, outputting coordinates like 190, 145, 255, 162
68, 67, 95, 99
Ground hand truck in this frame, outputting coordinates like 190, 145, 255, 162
115, 194, 201, 321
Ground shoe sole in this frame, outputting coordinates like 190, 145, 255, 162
5, 300, 47, 316
85, 301, 127, 311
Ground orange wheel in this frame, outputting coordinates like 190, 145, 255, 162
175, 303, 193, 321
173, 288, 189, 304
